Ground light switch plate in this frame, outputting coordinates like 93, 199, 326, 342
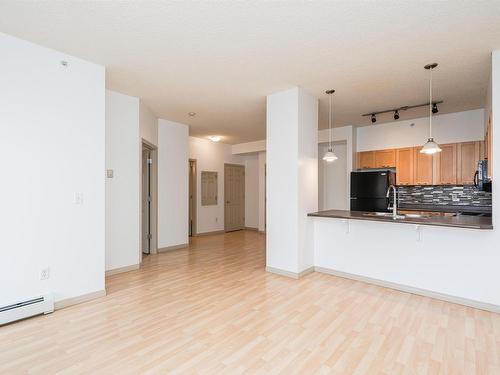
74, 192, 84, 205
106, 169, 114, 178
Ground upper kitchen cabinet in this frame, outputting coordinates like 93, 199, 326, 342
434, 143, 457, 185
395, 147, 414, 185
374, 149, 396, 168
413, 147, 434, 185
457, 141, 481, 184
357, 151, 375, 169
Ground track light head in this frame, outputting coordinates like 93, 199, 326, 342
432, 103, 438, 114
371, 114, 376, 123
394, 110, 400, 120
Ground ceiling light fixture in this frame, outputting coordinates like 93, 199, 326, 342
371, 114, 377, 123
322, 89, 338, 162
208, 135, 222, 142
420, 63, 442, 154
188, 112, 196, 117
394, 110, 400, 120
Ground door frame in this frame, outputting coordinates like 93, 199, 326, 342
141, 139, 158, 258
224, 163, 245, 232
189, 159, 197, 237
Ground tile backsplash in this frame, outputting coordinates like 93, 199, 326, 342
396, 185, 492, 208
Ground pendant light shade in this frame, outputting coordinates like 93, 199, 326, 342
420, 63, 441, 154
323, 149, 338, 162
323, 89, 337, 162
420, 137, 441, 154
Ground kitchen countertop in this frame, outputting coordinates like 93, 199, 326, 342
308, 209, 493, 230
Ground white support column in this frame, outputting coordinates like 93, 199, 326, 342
266, 87, 318, 276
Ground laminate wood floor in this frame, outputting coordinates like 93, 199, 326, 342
2, 230, 500, 374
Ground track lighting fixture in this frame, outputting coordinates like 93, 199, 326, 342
362, 101, 443, 122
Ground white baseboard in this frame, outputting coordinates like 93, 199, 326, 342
54, 289, 106, 310
195, 230, 225, 236
158, 243, 188, 252
266, 266, 314, 279
105, 264, 140, 276
314, 267, 500, 314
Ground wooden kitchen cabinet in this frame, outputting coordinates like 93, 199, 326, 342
395, 147, 414, 185
374, 149, 396, 168
357, 151, 375, 169
434, 143, 457, 185
413, 147, 434, 185
457, 141, 480, 184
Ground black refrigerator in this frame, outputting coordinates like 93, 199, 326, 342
350, 170, 396, 212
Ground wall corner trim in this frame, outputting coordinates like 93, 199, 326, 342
54, 289, 106, 310
265, 266, 314, 279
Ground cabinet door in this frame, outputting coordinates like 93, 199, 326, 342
357, 151, 375, 169
434, 143, 457, 185
374, 149, 396, 168
413, 147, 434, 185
457, 141, 480, 185
395, 148, 414, 185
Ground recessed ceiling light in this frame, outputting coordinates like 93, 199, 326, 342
208, 135, 222, 142
188, 112, 196, 117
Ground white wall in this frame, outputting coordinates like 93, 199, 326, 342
357, 109, 485, 151
318, 142, 348, 210
0, 33, 105, 305
139, 100, 158, 146
158, 119, 189, 248
266, 87, 318, 274
105, 90, 141, 271
244, 154, 259, 229
189, 137, 244, 234
312, 51, 500, 309
232, 140, 266, 154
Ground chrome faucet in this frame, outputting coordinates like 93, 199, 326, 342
386, 185, 398, 219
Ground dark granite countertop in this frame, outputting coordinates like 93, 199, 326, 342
308, 209, 493, 230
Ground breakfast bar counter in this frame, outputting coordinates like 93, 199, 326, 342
308, 209, 493, 230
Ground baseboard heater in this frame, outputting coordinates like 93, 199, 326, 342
0, 294, 54, 326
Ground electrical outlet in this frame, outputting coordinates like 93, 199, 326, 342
451, 193, 459, 202
40, 268, 50, 280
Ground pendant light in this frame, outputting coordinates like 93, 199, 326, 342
322, 89, 338, 162
420, 63, 442, 154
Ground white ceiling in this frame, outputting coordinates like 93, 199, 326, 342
2, 1, 500, 144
